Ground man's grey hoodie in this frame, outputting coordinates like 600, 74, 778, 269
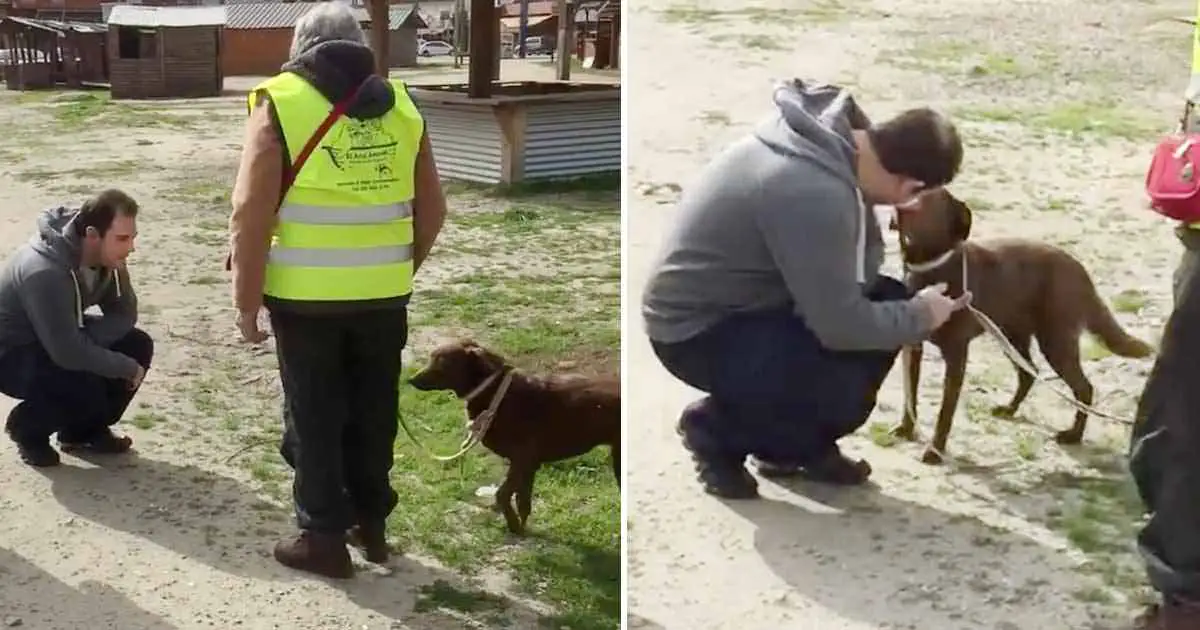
641, 80, 934, 350
0, 206, 140, 379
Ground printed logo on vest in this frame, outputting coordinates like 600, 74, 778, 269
320, 118, 400, 193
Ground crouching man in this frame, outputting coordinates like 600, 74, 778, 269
641, 80, 968, 499
0, 189, 152, 466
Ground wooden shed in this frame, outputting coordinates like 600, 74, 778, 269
223, 2, 369, 78
0, 16, 108, 90
387, 5, 426, 68
106, 5, 225, 100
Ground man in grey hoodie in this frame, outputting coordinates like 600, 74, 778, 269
0, 189, 153, 467
642, 80, 968, 498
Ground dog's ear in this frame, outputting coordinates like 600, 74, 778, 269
949, 196, 973, 242
467, 344, 505, 372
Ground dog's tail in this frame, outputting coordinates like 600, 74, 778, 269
1085, 287, 1155, 359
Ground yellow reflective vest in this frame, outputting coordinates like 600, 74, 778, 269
249, 72, 424, 302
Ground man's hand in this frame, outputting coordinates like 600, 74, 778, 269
237, 309, 269, 344
129, 364, 146, 391
913, 282, 972, 330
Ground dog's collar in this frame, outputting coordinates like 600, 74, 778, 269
904, 246, 960, 274
464, 365, 512, 402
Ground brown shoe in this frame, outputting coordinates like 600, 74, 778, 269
1136, 600, 1200, 629
347, 522, 390, 564
273, 531, 354, 579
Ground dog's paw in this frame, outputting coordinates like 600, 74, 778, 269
889, 423, 917, 441
1053, 429, 1083, 445
919, 447, 944, 465
990, 405, 1017, 419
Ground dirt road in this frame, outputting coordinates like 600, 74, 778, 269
625, 1, 1187, 628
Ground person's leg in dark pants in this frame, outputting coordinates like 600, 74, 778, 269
341, 307, 407, 563
268, 308, 355, 579
652, 276, 908, 499
1128, 236, 1200, 628
59, 327, 154, 452
1, 327, 153, 466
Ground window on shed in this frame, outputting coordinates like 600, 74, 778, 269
117, 26, 158, 59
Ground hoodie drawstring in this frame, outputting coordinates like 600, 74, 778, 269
68, 268, 120, 328
69, 269, 83, 329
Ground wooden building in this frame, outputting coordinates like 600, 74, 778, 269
106, 5, 224, 99
386, 4, 425, 68
223, 2, 368, 77
0, 16, 107, 89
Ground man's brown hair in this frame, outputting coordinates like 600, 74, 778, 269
74, 188, 139, 237
868, 108, 963, 189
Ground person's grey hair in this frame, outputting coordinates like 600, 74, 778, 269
289, 2, 367, 59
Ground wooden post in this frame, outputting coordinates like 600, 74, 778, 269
467, 0, 494, 98
369, 0, 389, 76
554, 0, 570, 81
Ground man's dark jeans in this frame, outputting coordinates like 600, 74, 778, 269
651, 276, 909, 466
1129, 227, 1200, 604
268, 306, 407, 534
0, 328, 154, 444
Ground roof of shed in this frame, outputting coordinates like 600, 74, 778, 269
106, 5, 226, 27
226, 2, 369, 30
3, 15, 107, 33
388, 5, 427, 30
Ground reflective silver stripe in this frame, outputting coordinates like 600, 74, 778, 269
278, 202, 413, 225
269, 244, 413, 267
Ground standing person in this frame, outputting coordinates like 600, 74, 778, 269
0, 189, 152, 467
228, 2, 447, 579
641, 80, 968, 499
1126, 223, 1200, 629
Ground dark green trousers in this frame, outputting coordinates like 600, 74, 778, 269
1130, 226, 1200, 603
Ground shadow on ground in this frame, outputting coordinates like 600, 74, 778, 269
723, 477, 1109, 629
0, 546, 178, 629
39, 453, 545, 626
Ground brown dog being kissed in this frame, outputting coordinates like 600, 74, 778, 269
408, 339, 620, 535
890, 189, 1154, 464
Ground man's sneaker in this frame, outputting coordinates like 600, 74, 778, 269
676, 400, 758, 500
15, 440, 61, 467
59, 429, 133, 455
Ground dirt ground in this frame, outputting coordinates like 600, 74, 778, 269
0, 58, 617, 629
625, 1, 1192, 629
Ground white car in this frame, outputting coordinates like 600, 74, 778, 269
419, 41, 455, 57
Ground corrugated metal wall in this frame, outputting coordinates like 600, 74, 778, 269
420, 102, 504, 184
523, 99, 620, 179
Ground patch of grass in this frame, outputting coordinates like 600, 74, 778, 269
392, 372, 619, 630
441, 172, 619, 201
954, 101, 1164, 140
414, 580, 515, 627
660, 2, 853, 26
1040, 470, 1147, 603
15, 160, 141, 184
867, 421, 899, 448
50, 93, 195, 130
697, 110, 731, 126
1111, 289, 1148, 314
1081, 336, 1114, 362
395, 185, 619, 628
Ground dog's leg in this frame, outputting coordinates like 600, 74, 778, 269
515, 464, 540, 532
496, 463, 524, 535
891, 344, 923, 441
1038, 333, 1094, 445
923, 344, 968, 465
992, 334, 1035, 419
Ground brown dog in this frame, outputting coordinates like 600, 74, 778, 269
408, 339, 620, 535
891, 189, 1154, 464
